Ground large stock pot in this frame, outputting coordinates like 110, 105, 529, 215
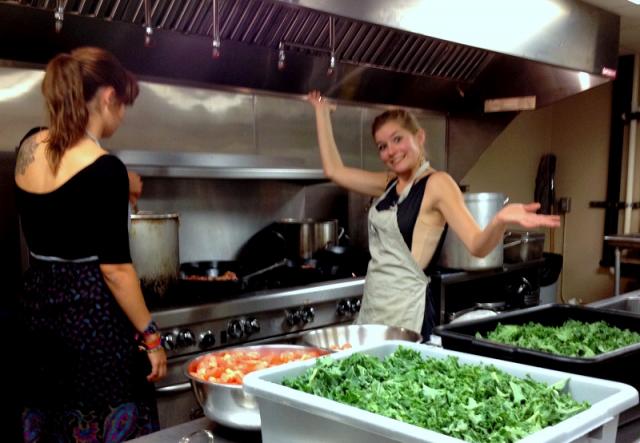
272, 218, 340, 260
129, 212, 180, 302
437, 192, 507, 270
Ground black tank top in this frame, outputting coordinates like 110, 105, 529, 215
376, 175, 447, 270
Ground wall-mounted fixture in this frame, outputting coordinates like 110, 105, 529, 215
327, 16, 335, 76
211, 0, 221, 59
54, 0, 66, 33
278, 15, 336, 75
277, 42, 285, 70
143, 0, 153, 48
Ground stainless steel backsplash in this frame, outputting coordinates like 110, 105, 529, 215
1, 65, 446, 261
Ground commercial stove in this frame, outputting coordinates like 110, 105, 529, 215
152, 274, 365, 429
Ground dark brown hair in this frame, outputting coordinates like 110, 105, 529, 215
371, 109, 422, 139
42, 46, 139, 172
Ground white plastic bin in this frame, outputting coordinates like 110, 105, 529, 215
243, 341, 638, 443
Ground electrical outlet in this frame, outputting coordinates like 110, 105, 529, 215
557, 197, 571, 214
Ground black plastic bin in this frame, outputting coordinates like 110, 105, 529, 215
434, 304, 640, 391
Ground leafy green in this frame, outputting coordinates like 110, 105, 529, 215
477, 319, 640, 357
281, 347, 589, 443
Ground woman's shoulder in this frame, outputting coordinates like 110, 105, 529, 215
90, 154, 128, 179
16, 127, 48, 149
423, 170, 463, 200
93, 153, 126, 168
425, 169, 455, 185
15, 128, 48, 175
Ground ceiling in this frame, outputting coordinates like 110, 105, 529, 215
582, 0, 640, 54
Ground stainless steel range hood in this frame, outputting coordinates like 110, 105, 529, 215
0, 0, 618, 113
0, 0, 619, 180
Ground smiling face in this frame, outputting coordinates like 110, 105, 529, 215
374, 120, 425, 178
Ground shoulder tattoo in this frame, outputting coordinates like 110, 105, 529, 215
15, 136, 39, 175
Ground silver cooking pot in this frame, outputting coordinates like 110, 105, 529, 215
272, 218, 341, 260
437, 192, 508, 270
129, 212, 179, 300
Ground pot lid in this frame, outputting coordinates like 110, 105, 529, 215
462, 192, 508, 203
277, 218, 337, 224
505, 230, 545, 240
450, 309, 498, 324
131, 212, 179, 220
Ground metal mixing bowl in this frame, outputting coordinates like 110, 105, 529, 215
184, 344, 329, 430
299, 324, 423, 350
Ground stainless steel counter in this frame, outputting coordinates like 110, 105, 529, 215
128, 418, 260, 443
129, 414, 640, 443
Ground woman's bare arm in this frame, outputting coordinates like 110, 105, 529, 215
429, 172, 560, 257
100, 263, 152, 331
100, 262, 167, 381
308, 91, 388, 197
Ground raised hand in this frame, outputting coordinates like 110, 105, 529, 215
497, 202, 561, 229
306, 90, 336, 112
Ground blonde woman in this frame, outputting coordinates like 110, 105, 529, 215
307, 90, 560, 338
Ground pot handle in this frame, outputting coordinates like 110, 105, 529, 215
503, 239, 522, 249
241, 258, 290, 284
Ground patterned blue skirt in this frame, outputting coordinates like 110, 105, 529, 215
20, 259, 159, 442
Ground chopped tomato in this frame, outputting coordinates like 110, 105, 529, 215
189, 348, 325, 385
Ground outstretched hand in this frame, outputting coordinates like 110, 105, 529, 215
498, 202, 561, 229
306, 90, 337, 112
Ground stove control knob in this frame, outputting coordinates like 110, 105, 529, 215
243, 318, 261, 335
161, 332, 176, 351
227, 320, 244, 339
300, 306, 315, 324
285, 309, 301, 326
177, 329, 196, 348
351, 298, 361, 313
199, 330, 216, 349
337, 300, 352, 316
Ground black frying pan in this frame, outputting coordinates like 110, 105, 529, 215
178, 260, 244, 299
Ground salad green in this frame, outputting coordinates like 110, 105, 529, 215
477, 319, 640, 357
282, 347, 589, 443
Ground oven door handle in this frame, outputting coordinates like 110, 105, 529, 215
156, 382, 192, 395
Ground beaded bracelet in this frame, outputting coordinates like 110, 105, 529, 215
144, 334, 161, 350
146, 344, 164, 354
142, 320, 159, 337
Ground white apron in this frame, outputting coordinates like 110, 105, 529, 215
357, 162, 431, 332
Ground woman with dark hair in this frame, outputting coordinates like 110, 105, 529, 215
307, 90, 560, 338
15, 47, 166, 442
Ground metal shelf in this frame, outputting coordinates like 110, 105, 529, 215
114, 150, 326, 180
